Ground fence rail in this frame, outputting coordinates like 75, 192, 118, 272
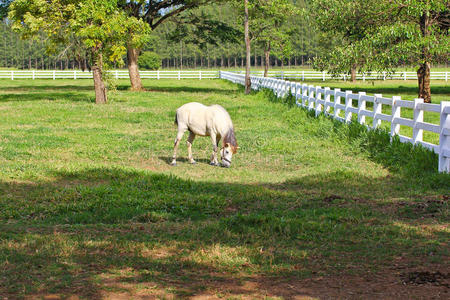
0, 70, 219, 80
234, 70, 449, 81
219, 71, 450, 173
0, 70, 448, 81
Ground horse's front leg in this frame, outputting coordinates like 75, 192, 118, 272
171, 129, 185, 166
187, 132, 196, 164
209, 133, 219, 166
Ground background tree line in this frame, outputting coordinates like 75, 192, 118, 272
1, 0, 318, 70
2, 0, 448, 103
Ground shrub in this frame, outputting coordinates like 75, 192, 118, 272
138, 51, 161, 70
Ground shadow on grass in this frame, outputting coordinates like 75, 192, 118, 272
0, 84, 94, 92
0, 166, 448, 298
0, 91, 94, 103
128, 85, 238, 95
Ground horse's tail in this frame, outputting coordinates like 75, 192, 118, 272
174, 113, 178, 126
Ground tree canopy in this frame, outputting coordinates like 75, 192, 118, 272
9, 0, 151, 103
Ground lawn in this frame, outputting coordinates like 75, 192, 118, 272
292, 80, 450, 145
0, 78, 449, 299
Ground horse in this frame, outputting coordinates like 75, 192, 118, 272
171, 102, 238, 168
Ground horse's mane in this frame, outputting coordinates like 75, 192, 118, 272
223, 127, 238, 153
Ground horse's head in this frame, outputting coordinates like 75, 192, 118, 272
221, 143, 238, 168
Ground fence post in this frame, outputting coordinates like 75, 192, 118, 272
343, 74, 347, 81
403, 72, 406, 81
412, 98, 424, 144
74, 70, 76, 80
281, 71, 284, 80
302, 71, 304, 81
334, 88, 341, 119
32, 70, 35, 80
315, 86, 322, 116
357, 92, 367, 125
439, 101, 450, 173
11, 70, 13, 80
295, 83, 301, 106
199, 71, 202, 80
324, 87, 331, 115
373, 94, 382, 129
383, 72, 386, 81
362, 73, 365, 82
344, 90, 352, 123
178, 71, 181, 80
308, 85, 315, 110
53, 70, 56, 80
390, 96, 401, 137
302, 84, 308, 107
322, 71, 325, 81
446, 72, 448, 82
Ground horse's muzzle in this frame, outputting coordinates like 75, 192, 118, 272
221, 157, 231, 168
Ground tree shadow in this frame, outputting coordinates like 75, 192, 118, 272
137, 85, 238, 95
0, 84, 94, 92
0, 166, 448, 298
0, 91, 94, 103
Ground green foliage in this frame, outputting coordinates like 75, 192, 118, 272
310, 0, 449, 74
138, 51, 161, 70
8, 0, 151, 68
0, 0, 12, 20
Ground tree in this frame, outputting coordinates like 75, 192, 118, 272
244, 0, 251, 93
9, 0, 150, 104
0, 0, 12, 20
309, 0, 449, 101
355, 0, 449, 103
250, 0, 296, 76
118, 0, 219, 91
138, 51, 161, 70
309, 0, 388, 82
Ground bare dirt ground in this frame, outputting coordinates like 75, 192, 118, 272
25, 264, 449, 300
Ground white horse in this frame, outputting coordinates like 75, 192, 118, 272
171, 102, 238, 168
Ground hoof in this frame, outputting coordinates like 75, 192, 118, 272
209, 162, 219, 166
190, 160, 197, 165
170, 162, 177, 166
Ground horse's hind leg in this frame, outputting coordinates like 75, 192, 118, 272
171, 128, 186, 166
187, 131, 196, 164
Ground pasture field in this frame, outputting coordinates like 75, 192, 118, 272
0, 78, 449, 299
292, 80, 450, 145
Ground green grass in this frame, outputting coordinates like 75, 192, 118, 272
0, 78, 449, 299
288, 80, 449, 145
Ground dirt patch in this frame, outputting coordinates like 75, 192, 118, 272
402, 271, 449, 287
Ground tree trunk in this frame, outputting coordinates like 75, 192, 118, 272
92, 53, 107, 104
417, 62, 431, 103
244, 0, 251, 94
350, 65, 357, 82
264, 41, 271, 77
127, 46, 143, 91
418, 10, 432, 103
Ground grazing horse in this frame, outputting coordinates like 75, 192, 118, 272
171, 102, 238, 168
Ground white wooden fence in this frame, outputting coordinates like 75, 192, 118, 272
0, 70, 219, 80
220, 71, 450, 173
1, 70, 448, 81
236, 70, 450, 81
